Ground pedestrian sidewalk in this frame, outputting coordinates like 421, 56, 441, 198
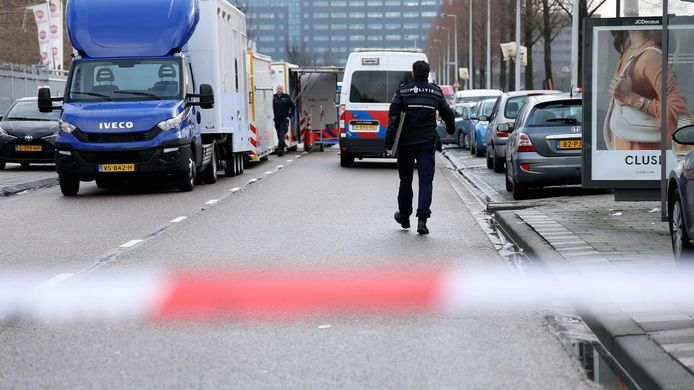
442, 148, 694, 388
0, 163, 57, 196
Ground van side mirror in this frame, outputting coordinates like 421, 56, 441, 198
38, 87, 54, 113
187, 84, 215, 109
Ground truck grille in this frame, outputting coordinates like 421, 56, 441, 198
72, 128, 161, 143
77, 150, 155, 164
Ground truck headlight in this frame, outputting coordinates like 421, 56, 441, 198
157, 111, 186, 132
59, 120, 77, 134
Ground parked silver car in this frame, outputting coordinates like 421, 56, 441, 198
503, 94, 582, 200
667, 125, 694, 261
486, 90, 560, 173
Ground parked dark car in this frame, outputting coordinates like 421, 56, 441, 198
667, 125, 694, 261
0, 97, 59, 169
503, 94, 582, 200
486, 90, 560, 173
435, 102, 475, 149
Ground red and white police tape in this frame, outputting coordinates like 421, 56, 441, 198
2, 264, 694, 322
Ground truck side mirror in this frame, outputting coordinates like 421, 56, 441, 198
199, 84, 214, 109
38, 87, 53, 113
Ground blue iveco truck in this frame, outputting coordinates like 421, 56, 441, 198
39, 0, 252, 195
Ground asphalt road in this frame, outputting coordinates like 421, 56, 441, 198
0, 147, 597, 389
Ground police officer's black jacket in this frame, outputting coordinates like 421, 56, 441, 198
273, 93, 295, 120
386, 77, 455, 149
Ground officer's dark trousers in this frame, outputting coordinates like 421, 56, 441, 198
397, 142, 435, 219
274, 118, 288, 151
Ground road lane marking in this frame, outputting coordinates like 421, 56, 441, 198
170, 216, 187, 223
264, 171, 273, 175
41, 273, 74, 287
120, 239, 143, 248
248, 178, 258, 184
286, 159, 293, 163
205, 199, 218, 205
230, 187, 240, 192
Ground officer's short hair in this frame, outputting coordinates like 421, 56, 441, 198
412, 60, 430, 79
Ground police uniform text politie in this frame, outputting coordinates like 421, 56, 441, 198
386, 60, 454, 235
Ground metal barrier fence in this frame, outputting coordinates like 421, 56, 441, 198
0, 63, 67, 115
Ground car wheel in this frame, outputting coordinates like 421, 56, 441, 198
669, 191, 694, 262
486, 147, 493, 169
340, 152, 354, 167
512, 176, 528, 200
470, 135, 476, 155
493, 152, 505, 173
178, 157, 196, 192
59, 175, 80, 196
505, 163, 513, 192
475, 144, 485, 157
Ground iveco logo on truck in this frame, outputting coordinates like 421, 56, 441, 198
99, 122, 134, 130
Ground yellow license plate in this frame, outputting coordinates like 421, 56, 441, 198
16, 145, 42, 152
98, 163, 135, 172
351, 122, 379, 132
558, 140, 582, 149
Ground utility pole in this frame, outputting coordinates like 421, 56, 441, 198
441, 13, 458, 89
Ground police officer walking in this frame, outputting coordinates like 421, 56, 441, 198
386, 60, 454, 235
272, 85, 294, 157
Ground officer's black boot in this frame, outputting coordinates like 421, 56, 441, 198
417, 217, 429, 235
394, 211, 410, 229
277, 149, 285, 157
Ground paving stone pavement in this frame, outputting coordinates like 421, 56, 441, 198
443, 147, 694, 388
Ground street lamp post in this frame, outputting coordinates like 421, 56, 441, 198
515, 0, 521, 91
433, 39, 444, 84
440, 13, 458, 89
487, 0, 491, 88
436, 25, 450, 85
469, 0, 473, 89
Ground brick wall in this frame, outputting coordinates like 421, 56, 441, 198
0, 0, 72, 70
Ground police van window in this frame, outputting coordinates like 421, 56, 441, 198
349, 71, 412, 103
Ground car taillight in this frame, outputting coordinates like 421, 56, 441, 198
517, 133, 535, 152
496, 132, 510, 138
520, 163, 531, 171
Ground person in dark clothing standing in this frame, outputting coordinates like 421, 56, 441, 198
272, 85, 294, 157
386, 60, 455, 234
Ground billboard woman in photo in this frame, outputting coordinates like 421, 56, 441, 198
606, 30, 689, 150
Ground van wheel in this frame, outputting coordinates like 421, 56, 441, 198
95, 178, 111, 189
178, 157, 196, 192
21, 162, 30, 168
202, 146, 217, 184
340, 152, 354, 167
0, 160, 5, 170
59, 175, 80, 196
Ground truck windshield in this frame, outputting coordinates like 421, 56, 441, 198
67, 59, 182, 102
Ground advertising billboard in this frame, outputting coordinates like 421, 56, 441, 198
582, 16, 694, 189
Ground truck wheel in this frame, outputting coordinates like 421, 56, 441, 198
59, 175, 80, 196
178, 157, 196, 192
202, 146, 218, 184
340, 153, 354, 167
225, 153, 237, 177
319, 144, 324, 152
238, 154, 245, 174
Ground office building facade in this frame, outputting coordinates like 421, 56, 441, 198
231, 0, 442, 66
